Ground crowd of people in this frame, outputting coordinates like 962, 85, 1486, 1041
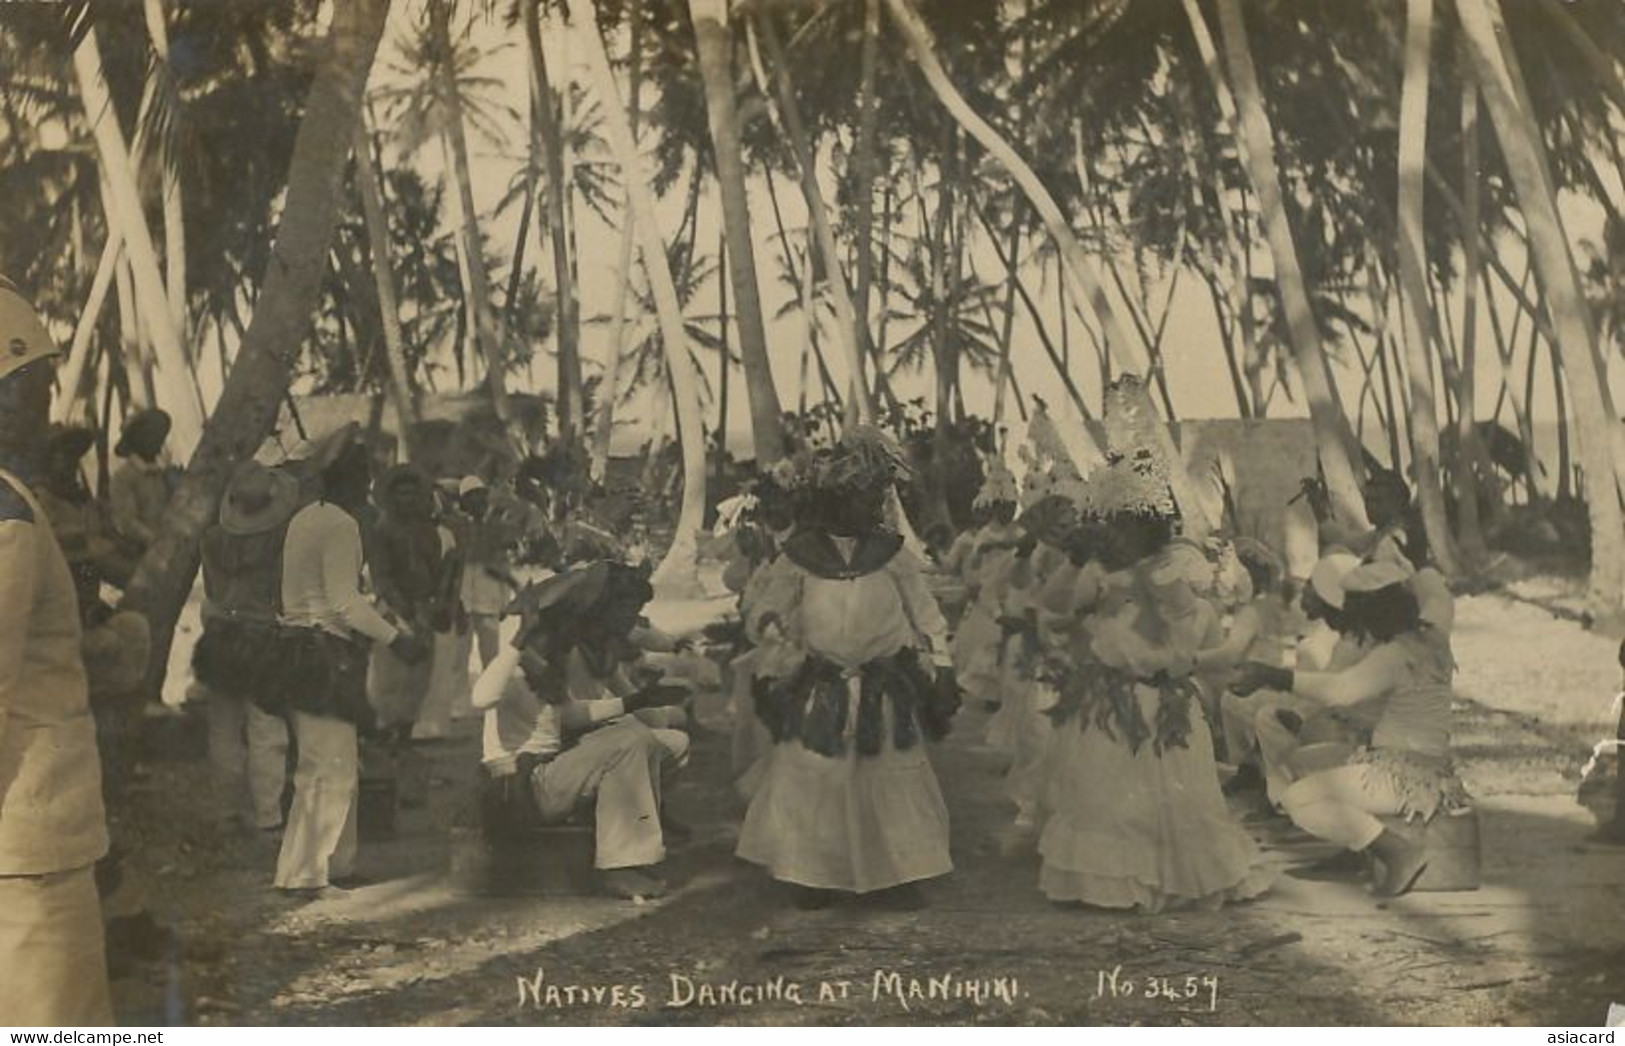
715, 380, 1470, 913
1, 276, 1477, 1026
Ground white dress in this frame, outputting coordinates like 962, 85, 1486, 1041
735, 534, 954, 893
1037, 569, 1272, 911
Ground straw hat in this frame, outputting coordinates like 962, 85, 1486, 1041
219, 461, 301, 537
0, 281, 60, 383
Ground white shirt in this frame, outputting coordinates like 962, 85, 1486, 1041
474, 646, 629, 774
280, 501, 398, 644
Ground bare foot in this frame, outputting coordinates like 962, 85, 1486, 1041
599, 868, 667, 900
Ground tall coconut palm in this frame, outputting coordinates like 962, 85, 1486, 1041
72, 23, 203, 450
1188, 0, 1367, 528
569, 0, 710, 598
883, 0, 1222, 533
378, 0, 517, 422
354, 110, 420, 458
690, 0, 786, 464
523, 0, 584, 443
141, 0, 186, 346
1394, 0, 1460, 575
1459, 0, 1625, 611
751, 12, 874, 424
122, 0, 393, 692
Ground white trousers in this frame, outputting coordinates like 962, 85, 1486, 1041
274, 712, 358, 889
206, 687, 289, 829
0, 866, 113, 1026
1280, 764, 1404, 851
531, 720, 674, 870
413, 631, 466, 739
445, 615, 503, 723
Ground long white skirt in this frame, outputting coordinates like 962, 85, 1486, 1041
736, 693, 952, 894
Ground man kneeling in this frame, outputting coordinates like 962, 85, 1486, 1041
473, 562, 689, 899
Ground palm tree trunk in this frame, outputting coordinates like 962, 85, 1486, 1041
991, 220, 1023, 427
73, 26, 203, 450
589, 6, 642, 482
55, 233, 122, 423
432, 0, 508, 423
972, 198, 1095, 423
852, 0, 883, 347
570, 0, 708, 597
1394, 0, 1460, 575
524, 0, 583, 442
885, 0, 1212, 533
121, 0, 391, 696
354, 112, 420, 460
752, 14, 874, 423
1450, 76, 1491, 559
716, 228, 732, 469
690, 0, 785, 463
143, 0, 187, 348
1192, 0, 1367, 527
1460, 0, 1625, 610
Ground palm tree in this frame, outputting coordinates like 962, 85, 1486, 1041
140, 0, 186, 347
523, 0, 584, 443
751, 11, 874, 423
883, 0, 1224, 533
1459, 0, 1625, 612
123, 0, 393, 694
1191, 0, 1368, 529
569, 0, 710, 598
72, 23, 203, 450
689, 0, 786, 463
353, 110, 421, 458
1394, 0, 1461, 575
377, 0, 519, 422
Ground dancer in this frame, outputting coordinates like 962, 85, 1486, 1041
736, 429, 962, 909
987, 492, 1078, 840
1232, 560, 1466, 897
947, 459, 1023, 714
1036, 433, 1271, 912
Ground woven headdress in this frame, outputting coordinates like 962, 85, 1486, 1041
1017, 403, 1086, 509
974, 456, 1020, 510
1077, 375, 1179, 519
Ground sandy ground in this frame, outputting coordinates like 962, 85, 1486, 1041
102, 589, 1625, 1026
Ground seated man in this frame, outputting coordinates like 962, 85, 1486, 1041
1223, 552, 1377, 806
472, 562, 690, 899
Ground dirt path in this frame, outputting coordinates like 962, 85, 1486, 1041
106, 592, 1625, 1026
